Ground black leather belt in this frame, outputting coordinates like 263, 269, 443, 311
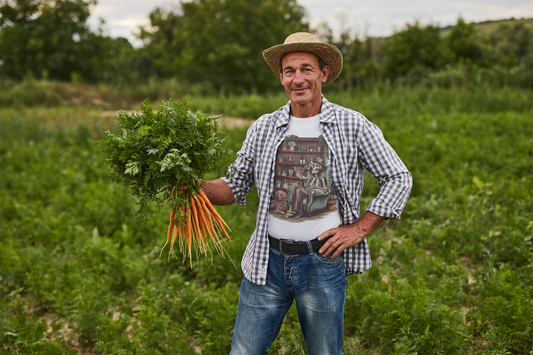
268, 235, 327, 255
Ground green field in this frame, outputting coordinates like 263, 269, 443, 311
1, 87, 532, 354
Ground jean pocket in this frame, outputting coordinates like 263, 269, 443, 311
312, 251, 344, 265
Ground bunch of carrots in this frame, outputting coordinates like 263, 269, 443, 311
160, 189, 232, 266
97, 99, 234, 265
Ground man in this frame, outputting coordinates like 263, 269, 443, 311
197, 32, 412, 354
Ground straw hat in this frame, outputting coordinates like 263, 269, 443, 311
262, 32, 343, 85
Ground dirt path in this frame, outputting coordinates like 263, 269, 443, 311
101, 111, 254, 129
217, 116, 255, 129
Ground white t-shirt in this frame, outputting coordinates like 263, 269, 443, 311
267, 114, 342, 241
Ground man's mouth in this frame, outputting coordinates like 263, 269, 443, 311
292, 87, 309, 93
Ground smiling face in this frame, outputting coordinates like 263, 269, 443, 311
279, 52, 330, 118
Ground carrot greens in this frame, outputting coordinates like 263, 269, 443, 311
97, 98, 234, 264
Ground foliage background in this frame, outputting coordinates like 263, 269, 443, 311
1, 0, 533, 93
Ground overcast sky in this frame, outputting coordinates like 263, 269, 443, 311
88, 0, 533, 46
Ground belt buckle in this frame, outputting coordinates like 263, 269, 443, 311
278, 239, 296, 254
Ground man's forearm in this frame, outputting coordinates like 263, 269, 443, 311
201, 179, 235, 206
354, 211, 387, 237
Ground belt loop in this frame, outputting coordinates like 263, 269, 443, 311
279, 239, 283, 254
305, 240, 314, 255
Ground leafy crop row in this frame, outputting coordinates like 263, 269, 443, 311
1, 88, 532, 354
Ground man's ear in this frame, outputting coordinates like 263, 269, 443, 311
321, 65, 330, 84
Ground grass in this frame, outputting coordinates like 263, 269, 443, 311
1, 86, 532, 354
2, 76, 532, 115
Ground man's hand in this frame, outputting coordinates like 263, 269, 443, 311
201, 179, 235, 206
169, 182, 188, 195
317, 211, 386, 259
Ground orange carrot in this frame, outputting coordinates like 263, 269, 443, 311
160, 208, 176, 257
194, 196, 212, 248
189, 195, 205, 251
195, 213, 210, 258
175, 205, 187, 260
160, 189, 233, 267
169, 225, 179, 261
197, 192, 231, 241
196, 194, 218, 240
198, 191, 231, 231
171, 223, 179, 249
215, 216, 231, 241
186, 206, 193, 265
168, 209, 176, 239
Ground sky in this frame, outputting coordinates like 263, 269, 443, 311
88, 0, 533, 46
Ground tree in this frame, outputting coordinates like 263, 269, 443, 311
482, 22, 533, 68
333, 30, 382, 89
447, 17, 482, 63
139, 0, 309, 93
0, 0, 121, 81
381, 21, 443, 78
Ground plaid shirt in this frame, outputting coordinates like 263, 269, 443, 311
223, 96, 412, 285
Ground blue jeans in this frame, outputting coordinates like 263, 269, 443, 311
230, 241, 347, 355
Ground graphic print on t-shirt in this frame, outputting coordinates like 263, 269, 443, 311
269, 135, 337, 221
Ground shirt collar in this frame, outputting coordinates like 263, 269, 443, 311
275, 96, 336, 128
275, 102, 291, 128
319, 96, 336, 124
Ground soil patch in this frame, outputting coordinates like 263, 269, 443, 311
101, 111, 254, 129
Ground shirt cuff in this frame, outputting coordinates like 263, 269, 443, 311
222, 177, 247, 207
367, 200, 402, 221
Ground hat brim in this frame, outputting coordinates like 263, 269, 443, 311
262, 42, 343, 85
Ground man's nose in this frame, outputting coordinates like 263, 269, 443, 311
293, 70, 305, 84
